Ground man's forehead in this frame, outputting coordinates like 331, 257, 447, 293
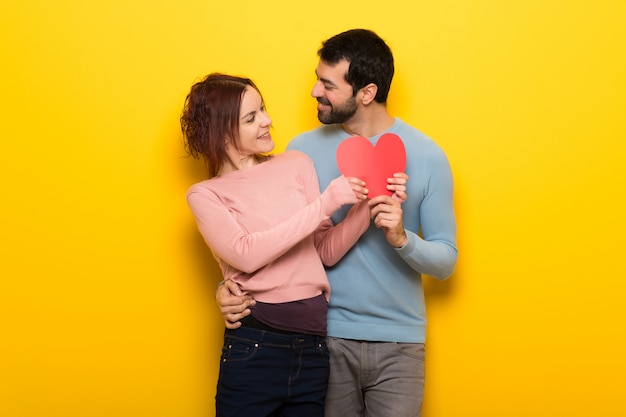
316, 59, 350, 83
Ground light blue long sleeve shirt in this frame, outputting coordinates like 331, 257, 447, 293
287, 118, 457, 343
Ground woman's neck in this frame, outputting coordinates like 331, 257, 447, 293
218, 153, 268, 176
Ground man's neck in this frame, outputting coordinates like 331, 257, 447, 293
341, 105, 395, 138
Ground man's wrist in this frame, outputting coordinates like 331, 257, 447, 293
393, 233, 408, 248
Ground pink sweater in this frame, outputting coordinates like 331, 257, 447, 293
186, 150, 370, 304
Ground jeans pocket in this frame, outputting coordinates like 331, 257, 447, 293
395, 342, 425, 361
221, 336, 259, 363
317, 339, 331, 360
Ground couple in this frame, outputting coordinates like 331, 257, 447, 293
181, 29, 458, 417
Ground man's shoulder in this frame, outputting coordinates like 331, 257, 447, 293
392, 118, 430, 141
393, 119, 445, 152
288, 124, 343, 150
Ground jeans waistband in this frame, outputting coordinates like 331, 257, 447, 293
239, 314, 296, 335
225, 326, 325, 348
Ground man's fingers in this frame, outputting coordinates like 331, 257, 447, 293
223, 279, 243, 296
224, 319, 242, 330
224, 308, 251, 329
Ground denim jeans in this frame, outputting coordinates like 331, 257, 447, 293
216, 326, 330, 417
324, 337, 426, 417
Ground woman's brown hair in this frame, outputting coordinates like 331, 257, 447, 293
180, 73, 262, 178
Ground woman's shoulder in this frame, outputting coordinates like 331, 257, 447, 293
272, 150, 314, 166
186, 178, 216, 197
262, 151, 315, 181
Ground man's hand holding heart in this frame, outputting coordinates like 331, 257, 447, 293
336, 133, 409, 248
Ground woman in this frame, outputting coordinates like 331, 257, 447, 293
180, 73, 371, 417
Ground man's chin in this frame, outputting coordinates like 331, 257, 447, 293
317, 111, 334, 125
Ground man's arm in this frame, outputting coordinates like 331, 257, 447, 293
215, 280, 255, 329
372, 151, 458, 280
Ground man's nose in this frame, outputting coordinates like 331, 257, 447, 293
311, 81, 323, 98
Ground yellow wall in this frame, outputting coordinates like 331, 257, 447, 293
2, 0, 625, 416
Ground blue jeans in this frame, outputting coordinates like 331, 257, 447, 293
216, 327, 330, 417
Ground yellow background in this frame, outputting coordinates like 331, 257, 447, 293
2, 0, 625, 416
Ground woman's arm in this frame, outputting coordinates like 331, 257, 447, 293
314, 173, 408, 266
187, 168, 358, 274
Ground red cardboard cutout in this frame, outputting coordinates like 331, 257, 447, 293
336, 133, 406, 198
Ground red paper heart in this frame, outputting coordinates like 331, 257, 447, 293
336, 133, 406, 197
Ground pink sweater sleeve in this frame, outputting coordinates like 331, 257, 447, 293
314, 201, 370, 266
186, 156, 358, 274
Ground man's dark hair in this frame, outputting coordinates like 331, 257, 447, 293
318, 29, 394, 103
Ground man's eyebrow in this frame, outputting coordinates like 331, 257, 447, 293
318, 76, 337, 87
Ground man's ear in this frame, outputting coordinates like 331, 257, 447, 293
359, 83, 378, 105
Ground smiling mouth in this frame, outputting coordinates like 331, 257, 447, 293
258, 132, 271, 139
317, 97, 331, 105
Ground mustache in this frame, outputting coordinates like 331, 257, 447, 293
316, 97, 331, 106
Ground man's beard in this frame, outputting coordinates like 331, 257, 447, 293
317, 96, 358, 124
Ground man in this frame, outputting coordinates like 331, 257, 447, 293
217, 29, 457, 416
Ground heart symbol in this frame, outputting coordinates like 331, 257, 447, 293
336, 133, 406, 197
